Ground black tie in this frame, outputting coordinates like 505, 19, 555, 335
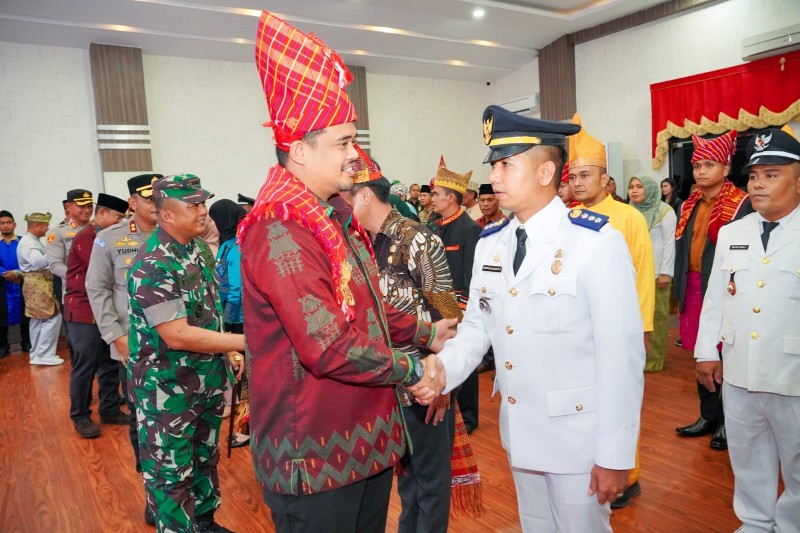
761, 221, 779, 251
513, 227, 527, 275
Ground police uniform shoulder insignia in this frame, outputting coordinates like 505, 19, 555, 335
95, 238, 106, 248
47, 234, 56, 243
480, 216, 510, 238
568, 208, 608, 231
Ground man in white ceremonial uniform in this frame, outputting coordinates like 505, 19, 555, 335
694, 125, 800, 533
435, 105, 645, 532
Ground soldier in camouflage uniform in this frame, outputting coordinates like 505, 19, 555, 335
128, 175, 245, 533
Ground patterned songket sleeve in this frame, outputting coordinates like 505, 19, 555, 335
243, 220, 412, 385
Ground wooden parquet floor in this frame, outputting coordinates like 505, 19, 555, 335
0, 324, 740, 532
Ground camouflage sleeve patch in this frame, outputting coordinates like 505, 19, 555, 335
143, 299, 187, 327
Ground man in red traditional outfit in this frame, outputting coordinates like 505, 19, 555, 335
674, 130, 752, 450
239, 12, 454, 533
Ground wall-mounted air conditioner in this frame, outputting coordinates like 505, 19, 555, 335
500, 93, 540, 115
742, 23, 800, 61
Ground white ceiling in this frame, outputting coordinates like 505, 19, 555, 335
0, 0, 667, 82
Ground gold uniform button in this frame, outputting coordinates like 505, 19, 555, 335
505, 362, 513, 370
509, 288, 518, 297
506, 325, 514, 334
762, 257, 770, 264
575, 404, 584, 412
508, 396, 517, 404
751, 332, 759, 340
547, 289, 556, 296
481, 287, 487, 294
721, 335, 726, 341
753, 307, 761, 313
757, 281, 765, 288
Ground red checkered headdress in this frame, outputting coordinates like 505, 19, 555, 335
561, 162, 570, 183
255, 11, 357, 150
352, 145, 383, 184
691, 130, 737, 165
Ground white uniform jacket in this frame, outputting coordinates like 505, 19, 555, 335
439, 197, 645, 474
695, 208, 800, 396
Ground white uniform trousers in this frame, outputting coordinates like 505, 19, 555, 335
724, 381, 800, 533
28, 314, 63, 360
511, 464, 611, 533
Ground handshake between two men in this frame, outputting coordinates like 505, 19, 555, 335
406, 317, 458, 425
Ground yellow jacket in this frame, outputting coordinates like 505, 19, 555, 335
579, 194, 655, 331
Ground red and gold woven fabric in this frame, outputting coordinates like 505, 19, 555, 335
676, 179, 748, 244
561, 162, 570, 183
238, 164, 374, 321
690, 130, 737, 164
255, 11, 357, 150
352, 144, 382, 184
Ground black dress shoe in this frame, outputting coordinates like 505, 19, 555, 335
21, 342, 31, 352
676, 417, 718, 437
710, 422, 728, 450
74, 419, 101, 439
611, 480, 641, 509
674, 339, 682, 347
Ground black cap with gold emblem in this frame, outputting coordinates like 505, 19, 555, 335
482, 105, 581, 164
127, 173, 163, 198
66, 189, 94, 206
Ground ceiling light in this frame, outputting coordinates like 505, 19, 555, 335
472, 7, 485, 19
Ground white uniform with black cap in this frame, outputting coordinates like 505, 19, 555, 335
694, 126, 800, 532
438, 105, 645, 532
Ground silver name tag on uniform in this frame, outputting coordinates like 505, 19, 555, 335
482, 265, 502, 272
730, 245, 749, 250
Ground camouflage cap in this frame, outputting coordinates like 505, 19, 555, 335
25, 212, 52, 223
152, 174, 214, 204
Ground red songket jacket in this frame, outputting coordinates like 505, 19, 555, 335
241, 194, 432, 496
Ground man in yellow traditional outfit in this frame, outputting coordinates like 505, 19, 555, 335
568, 114, 655, 508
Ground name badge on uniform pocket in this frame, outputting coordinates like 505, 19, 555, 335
482, 265, 502, 272
730, 245, 749, 250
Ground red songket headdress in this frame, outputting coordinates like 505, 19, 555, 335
240, 11, 370, 321
691, 130, 737, 165
255, 11, 356, 150
561, 162, 570, 183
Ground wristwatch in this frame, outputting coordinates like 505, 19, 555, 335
405, 357, 425, 386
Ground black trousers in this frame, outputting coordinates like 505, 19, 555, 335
263, 467, 393, 533
457, 369, 480, 431
119, 362, 142, 472
398, 402, 455, 533
698, 379, 724, 422
67, 322, 121, 422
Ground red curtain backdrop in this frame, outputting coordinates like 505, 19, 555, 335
650, 50, 800, 169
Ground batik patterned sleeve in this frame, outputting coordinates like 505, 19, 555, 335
243, 220, 414, 385
412, 230, 462, 322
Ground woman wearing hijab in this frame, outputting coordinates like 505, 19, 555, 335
629, 176, 677, 372
208, 199, 250, 447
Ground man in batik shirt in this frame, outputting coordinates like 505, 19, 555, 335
349, 146, 466, 532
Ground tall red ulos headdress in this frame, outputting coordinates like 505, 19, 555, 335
255, 11, 357, 150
